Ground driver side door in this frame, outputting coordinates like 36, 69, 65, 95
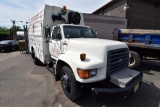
49, 26, 62, 58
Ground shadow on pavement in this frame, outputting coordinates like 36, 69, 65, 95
75, 81, 160, 107
138, 60, 160, 75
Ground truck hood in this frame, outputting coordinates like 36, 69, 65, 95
62, 38, 129, 69
67, 38, 128, 52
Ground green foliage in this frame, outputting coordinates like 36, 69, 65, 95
0, 26, 10, 41
0, 34, 10, 41
0, 27, 10, 35
0, 26, 23, 41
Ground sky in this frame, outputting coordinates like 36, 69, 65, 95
0, 0, 111, 28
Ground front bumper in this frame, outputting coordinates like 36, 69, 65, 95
91, 71, 143, 100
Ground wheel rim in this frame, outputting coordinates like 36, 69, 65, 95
61, 72, 71, 94
130, 56, 135, 66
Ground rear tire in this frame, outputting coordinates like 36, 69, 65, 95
129, 51, 140, 69
32, 49, 40, 65
60, 66, 81, 101
33, 56, 40, 65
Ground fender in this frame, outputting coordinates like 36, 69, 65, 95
56, 50, 106, 82
57, 53, 79, 81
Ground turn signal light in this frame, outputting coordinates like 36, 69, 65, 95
80, 53, 86, 61
77, 69, 89, 79
77, 69, 97, 79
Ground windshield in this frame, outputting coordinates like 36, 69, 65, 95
63, 26, 96, 38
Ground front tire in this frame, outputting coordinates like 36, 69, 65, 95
60, 66, 81, 101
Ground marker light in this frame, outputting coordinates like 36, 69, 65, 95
80, 53, 86, 61
62, 6, 66, 10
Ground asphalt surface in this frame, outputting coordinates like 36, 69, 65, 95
0, 51, 160, 107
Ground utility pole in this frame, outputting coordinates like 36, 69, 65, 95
24, 22, 29, 54
11, 20, 23, 40
11, 20, 15, 40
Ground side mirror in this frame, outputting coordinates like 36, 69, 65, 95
45, 26, 51, 38
95, 30, 98, 36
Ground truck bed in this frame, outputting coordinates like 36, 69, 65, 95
118, 29, 160, 50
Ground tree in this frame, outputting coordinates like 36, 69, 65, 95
0, 26, 23, 40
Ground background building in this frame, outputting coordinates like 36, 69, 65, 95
84, 14, 127, 39
92, 0, 160, 30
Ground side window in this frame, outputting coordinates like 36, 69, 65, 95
12, 41, 15, 45
52, 27, 58, 39
52, 27, 62, 40
12, 41, 17, 45
9, 42, 12, 45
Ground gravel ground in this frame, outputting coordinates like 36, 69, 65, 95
0, 51, 160, 107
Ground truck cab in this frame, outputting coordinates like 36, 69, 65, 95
49, 24, 96, 59
47, 24, 143, 100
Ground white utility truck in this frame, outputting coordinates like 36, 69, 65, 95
28, 5, 143, 101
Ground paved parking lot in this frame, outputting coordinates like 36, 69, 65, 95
0, 51, 21, 62
0, 51, 160, 107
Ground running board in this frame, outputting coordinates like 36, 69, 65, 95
47, 64, 60, 81
47, 60, 56, 75
48, 67, 54, 73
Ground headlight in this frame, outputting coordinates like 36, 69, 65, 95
77, 69, 97, 79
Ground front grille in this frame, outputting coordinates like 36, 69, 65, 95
107, 48, 129, 76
